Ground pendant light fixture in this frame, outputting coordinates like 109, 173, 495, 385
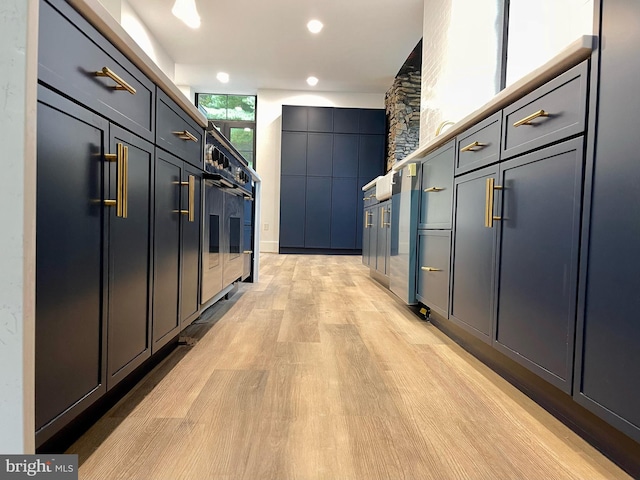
172, 0, 201, 29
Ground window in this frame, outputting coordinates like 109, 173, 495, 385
196, 93, 257, 168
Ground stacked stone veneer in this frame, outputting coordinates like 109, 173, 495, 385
385, 68, 421, 172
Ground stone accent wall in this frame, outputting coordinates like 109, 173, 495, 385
385, 68, 421, 171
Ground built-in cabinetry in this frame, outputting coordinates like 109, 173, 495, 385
416, 141, 455, 317
280, 106, 385, 252
361, 186, 391, 282
574, 0, 640, 443
35, 0, 205, 447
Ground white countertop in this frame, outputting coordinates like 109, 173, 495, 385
362, 176, 383, 191
67, 0, 208, 128
393, 35, 595, 172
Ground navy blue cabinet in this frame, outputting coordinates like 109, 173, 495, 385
331, 177, 358, 249
417, 231, 451, 318
358, 135, 385, 181
279, 176, 306, 248
376, 202, 392, 275
282, 105, 308, 131
35, 89, 108, 442
281, 131, 307, 176
107, 126, 153, 388
574, 0, 640, 443
419, 141, 455, 229
307, 133, 333, 176
450, 165, 499, 342
280, 106, 385, 252
333, 134, 359, 178
305, 177, 332, 248
308, 107, 333, 132
494, 139, 583, 393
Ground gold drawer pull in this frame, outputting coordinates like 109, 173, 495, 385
173, 130, 198, 142
103, 144, 128, 217
460, 141, 487, 153
421, 266, 442, 272
513, 109, 549, 127
95, 67, 136, 95
424, 186, 445, 193
243, 250, 253, 254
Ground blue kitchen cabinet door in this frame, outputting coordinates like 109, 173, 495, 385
282, 105, 308, 131
331, 177, 358, 249
356, 177, 369, 250
450, 165, 499, 344
420, 141, 455, 229
279, 175, 306, 248
493, 139, 583, 393
358, 134, 385, 182
359, 109, 386, 134
308, 106, 334, 132
573, 0, 640, 443
307, 133, 333, 177
334, 108, 360, 133
281, 131, 307, 176
333, 134, 359, 178
305, 177, 332, 248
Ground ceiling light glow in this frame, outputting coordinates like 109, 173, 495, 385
217, 72, 230, 83
307, 76, 319, 87
307, 19, 323, 34
172, 0, 201, 29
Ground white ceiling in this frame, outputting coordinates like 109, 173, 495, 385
126, 0, 424, 95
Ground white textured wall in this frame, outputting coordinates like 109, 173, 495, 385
420, 0, 594, 146
420, 0, 502, 146
507, 0, 593, 86
0, 0, 38, 453
256, 90, 384, 253
120, 0, 176, 81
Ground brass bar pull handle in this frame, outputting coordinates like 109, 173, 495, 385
116, 143, 124, 217
243, 250, 253, 254
104, 152, 117, 209
513, 109, 549, 127
95, 67, 137, 94
421, 266, 442, 272
485, 178, 503, 228
460, 141, 487, 153
188, 175, 195, 222
179, 176, 196, 222
173, 130, 198, 142
383, 207, 391, 227
122, 145, 129, 219
424, 186, 445, 193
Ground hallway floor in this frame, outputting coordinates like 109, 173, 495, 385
70, 254, 629, 479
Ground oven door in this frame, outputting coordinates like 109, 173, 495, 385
201, 180, 224, 305
222, 188, 244, 287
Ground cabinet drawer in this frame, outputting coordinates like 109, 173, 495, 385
156, 90, 204, 168
502, 61, 588, 159
363, 187, 377, 207
39, 0, 155, 141
456, 111, 501, 175
420, 141, 455, 228
416, 231, 451, 318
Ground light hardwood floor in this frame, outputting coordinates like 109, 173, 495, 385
69, 254, 630, 479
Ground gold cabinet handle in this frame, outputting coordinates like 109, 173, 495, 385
179, 175, 196, 222
460, 141, 487, 153
435, 120, 455, 136
95, 67, 136, 95
383, 206, 391, 227
485, 178, 503, 228
364, 211, 372, 228
513, 109, 549, 127
173, 130, 198, 142
421, 266, 442, 272
243, 250, 253, 254
103, 144, 128, 218
424, 186, 445, 193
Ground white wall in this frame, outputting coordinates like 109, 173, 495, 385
110, 0, 177, 81
0, 0, 38, 453
256, 89, 384, 253
419, 0, 594, 146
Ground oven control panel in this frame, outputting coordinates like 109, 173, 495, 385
204, 131, 253, 195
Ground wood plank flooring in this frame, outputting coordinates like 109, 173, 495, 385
69, 254, 630, 479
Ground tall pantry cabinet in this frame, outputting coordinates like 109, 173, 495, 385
574, 0, 640, 442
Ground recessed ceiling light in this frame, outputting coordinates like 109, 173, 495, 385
307, 19, 323, 34
217, 72, 230, 83
307, 76, 319, 87
172, 0, 201, 29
